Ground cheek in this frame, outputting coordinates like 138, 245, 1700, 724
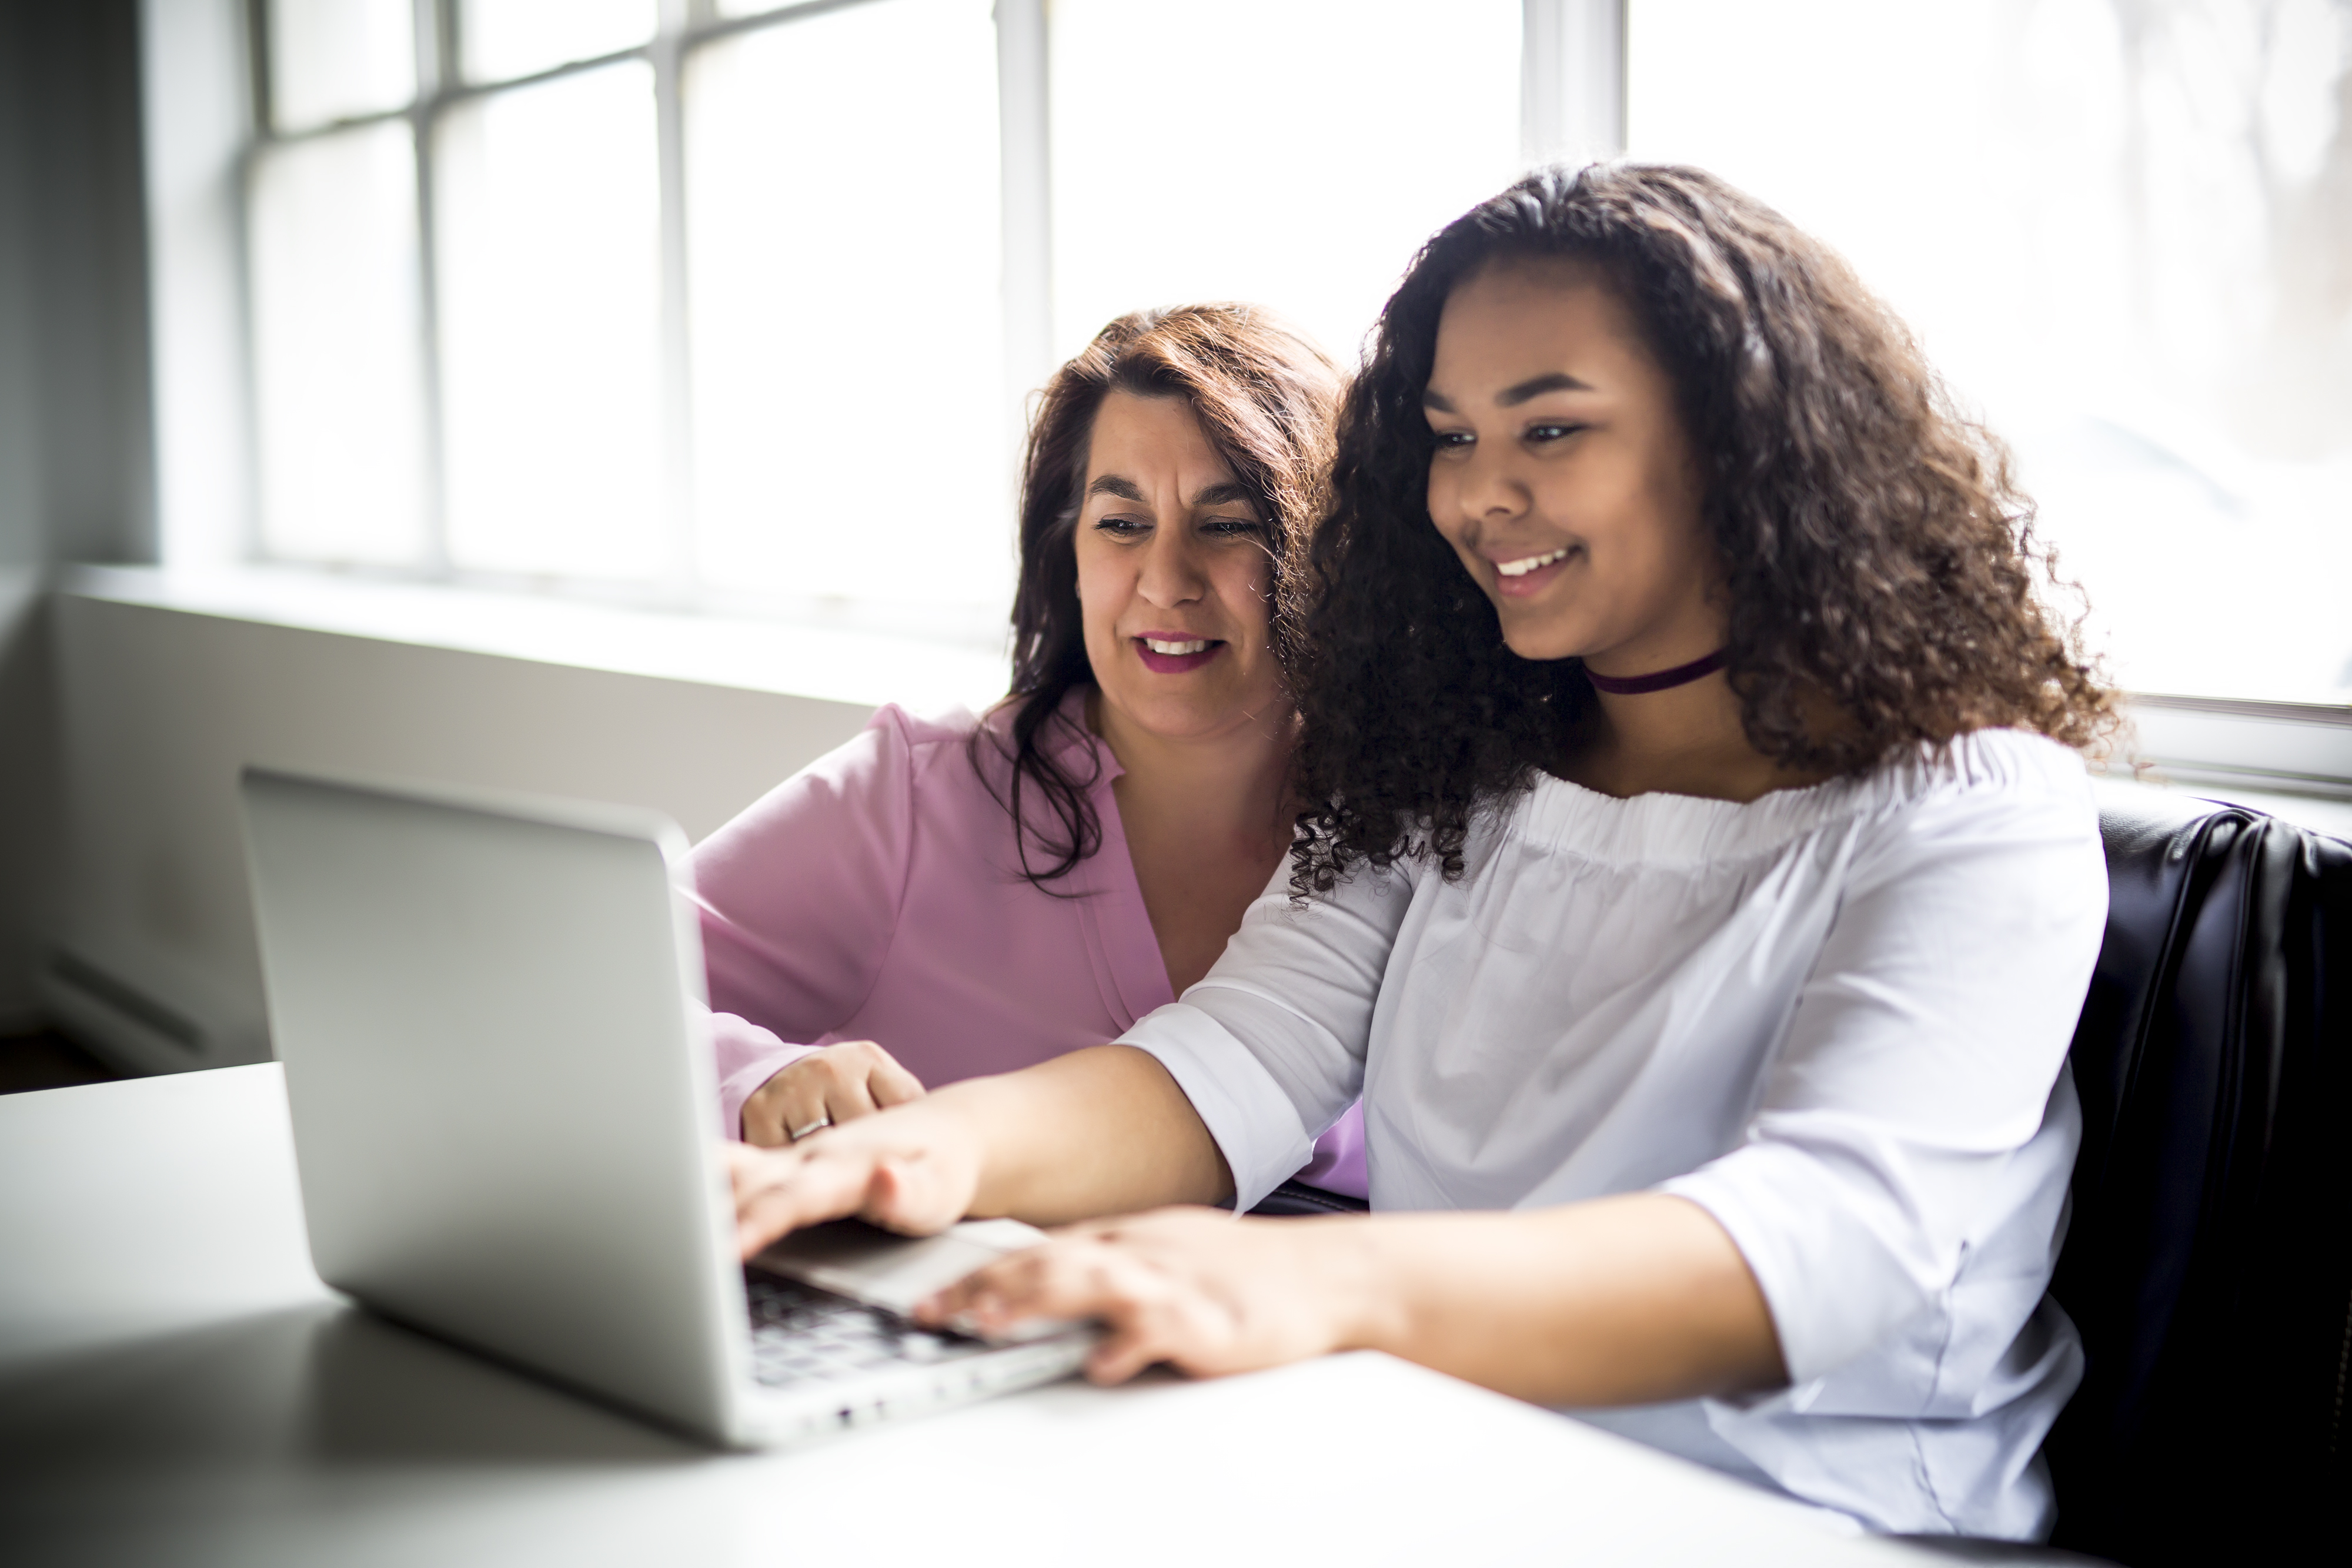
1423, 467, 1474, 554
1217, 556, 1276, 645
1071, 540, 1123, 636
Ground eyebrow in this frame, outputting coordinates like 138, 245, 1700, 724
1499, 372, 1595, 405
1084, 476, 1258, 511
1421, 371, 1595, 413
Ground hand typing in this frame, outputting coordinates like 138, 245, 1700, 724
912, 1208, 1372, 1385
727, 1096, 984, 1258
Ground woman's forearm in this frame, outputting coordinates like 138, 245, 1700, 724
950, 1045, 1234, 1222
1336, 1194, 1786, 1407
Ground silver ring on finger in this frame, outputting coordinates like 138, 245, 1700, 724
787, 1114, 833, 1142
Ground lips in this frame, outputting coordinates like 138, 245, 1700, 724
1488, 544, 1581, 599
1134, 634, 1224, 674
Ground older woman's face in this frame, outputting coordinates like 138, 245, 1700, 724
1421, 259, 1723, 675
1074, 390, 1285, 742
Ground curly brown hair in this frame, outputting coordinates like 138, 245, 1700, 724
1289, 162, 2114, 894
980, 304, 1341, 888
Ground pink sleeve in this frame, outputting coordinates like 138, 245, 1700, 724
687, 708, 919, 1139
1292, 1101, 1369, 1200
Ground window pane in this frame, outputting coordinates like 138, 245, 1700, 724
1049, 0, 1522, 366
461, 0, 656, 83
249, 122, 429, 565
267, 0, 416, 132
686, 0, 1008, 609
1629, 0, 2352, 704
436, 62, 664, 579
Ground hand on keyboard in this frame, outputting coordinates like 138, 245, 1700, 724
725, 1095, 984, 1258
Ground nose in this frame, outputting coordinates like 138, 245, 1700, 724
1449, 439, 1528, 533
1135, 524, 1209, 609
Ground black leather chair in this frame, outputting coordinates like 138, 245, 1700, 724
2042, 792, 2352, 1563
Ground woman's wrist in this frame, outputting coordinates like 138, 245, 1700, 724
1298, 1216, 1412, 1360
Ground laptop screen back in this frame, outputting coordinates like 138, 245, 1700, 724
240, 767, 744, 1438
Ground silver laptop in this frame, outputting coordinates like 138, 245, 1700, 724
239, 765, 1095, 1448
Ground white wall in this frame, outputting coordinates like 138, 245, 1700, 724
46, 590, 877, 1074
0, 574, 58, 1032
1, 0, 157, 1032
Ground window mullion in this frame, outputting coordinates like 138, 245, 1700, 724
1521, 0, 1626, 168
413, 0, 456, 577
996, 0, 1051, 486
654, 0, 697, 607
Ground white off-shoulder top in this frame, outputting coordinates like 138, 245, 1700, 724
1119, 728, 2108, 1539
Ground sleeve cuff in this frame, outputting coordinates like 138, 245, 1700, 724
1659, 1142, 1927, 1388
1120, 1002, 1315, 1212
713, 1026, 821, 1141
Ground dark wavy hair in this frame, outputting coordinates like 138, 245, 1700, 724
976, 304, 1342, 887
1289, 162, 2115, 895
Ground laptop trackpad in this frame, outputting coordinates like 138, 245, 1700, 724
751, 1218, 1080, 1342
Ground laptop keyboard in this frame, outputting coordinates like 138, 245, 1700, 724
744, 1271, 996, 1389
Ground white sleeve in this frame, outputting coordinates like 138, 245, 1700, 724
1659, 762, 2108, 1386
1117, 859, 1414, 1211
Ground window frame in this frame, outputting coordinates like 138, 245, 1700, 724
193, 2, 2347, 797
235, 0, 1042, 613
226, 0, 1619, 613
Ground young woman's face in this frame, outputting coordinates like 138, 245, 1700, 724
1074, 390, 1286, 740
1422, 259, 1722, 671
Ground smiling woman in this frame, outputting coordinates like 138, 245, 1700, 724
994, 307, 1336, 888
1289, 166, 2117, 885
689, 305, 1366, 1205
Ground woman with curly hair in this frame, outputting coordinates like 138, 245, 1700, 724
723, 165, 2116, 1540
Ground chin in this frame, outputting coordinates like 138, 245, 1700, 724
1131, 690, 1272, 741
1497, 626, 1588, 664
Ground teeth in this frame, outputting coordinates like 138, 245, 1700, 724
1144, 638, 1210, 656
1495, 547, 1572, 578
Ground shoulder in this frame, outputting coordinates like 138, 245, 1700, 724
862, 701, 987, 754
710, 701, 992, 831
1857, 728, 2099, 830
1838, 728, 2106, 901
1917, 727, 2097, 799
1491, 729, 2097, 874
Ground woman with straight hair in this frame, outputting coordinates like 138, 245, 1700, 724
690, 304, 1364, 1209
721, 164, 2116, 1539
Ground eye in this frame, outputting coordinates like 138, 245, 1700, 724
1429, 429, 1475, 453
1525, 422, 1586, 445
1202, 517, 1265, 539
1092, 514, 1150, 538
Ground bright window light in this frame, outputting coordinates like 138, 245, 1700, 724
266, 0, 416, 132
686, 0, 1010, 612
460, 0, 656, 84
249, 122, 430, 566
1630, 0, 2352, 704
435, 61, 665, 580
1048, 0, 1524, 368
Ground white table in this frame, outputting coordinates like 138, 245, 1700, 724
0, 1065, 1929, 1566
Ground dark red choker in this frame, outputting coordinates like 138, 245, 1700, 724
1583, 648, 1728, 696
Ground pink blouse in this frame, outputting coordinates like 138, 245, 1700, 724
689, 696, 1368, 1200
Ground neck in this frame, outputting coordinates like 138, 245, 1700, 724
1589, 669, 1745, 763
1568, 668, 1819, 805
1088, 688, 1297, 845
